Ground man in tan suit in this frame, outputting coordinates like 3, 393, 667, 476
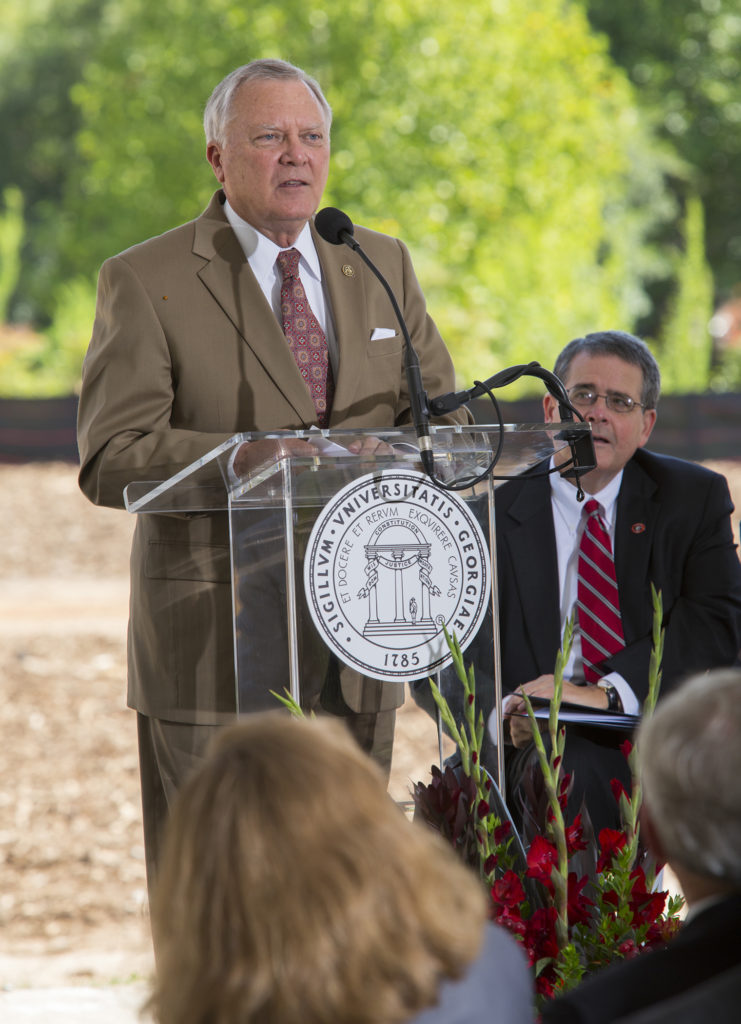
77, 59, 466, 887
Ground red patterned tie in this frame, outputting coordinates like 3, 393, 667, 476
276, 248, 334, 428
577, 499, 625, 683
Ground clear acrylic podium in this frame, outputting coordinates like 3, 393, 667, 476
124, 421, 591, 799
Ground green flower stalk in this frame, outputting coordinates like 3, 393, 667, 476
520, 616, 574, 950
428, 626, 498, 877
623, 584, 664, 865
414, 583, 682, 1006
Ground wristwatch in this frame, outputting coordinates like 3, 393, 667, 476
598, 681, 623, 712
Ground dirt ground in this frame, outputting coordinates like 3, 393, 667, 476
0, 463, 150, 988
0, 461, 449, 989
1, 458, 740, 990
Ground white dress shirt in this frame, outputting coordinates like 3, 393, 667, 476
223, 200, 339, 376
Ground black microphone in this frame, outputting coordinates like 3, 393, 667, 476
314, 207, 357, 248
314, 207, 434, 475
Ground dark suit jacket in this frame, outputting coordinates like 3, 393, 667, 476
77, 190, 466, 723
614, 961, 741, 1024
495, 448, 741, 705
542, 893, 741, 1024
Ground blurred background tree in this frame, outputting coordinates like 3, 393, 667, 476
657, 196, 715, 394
585, 0, 741, 303
0, 0, 106, 326
0, 0, 736, 397
584, 0, 741, 391
0, 188, 23, 323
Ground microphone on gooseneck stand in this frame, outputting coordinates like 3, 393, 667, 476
429, 361, 597, 495
314, 207, 434, 477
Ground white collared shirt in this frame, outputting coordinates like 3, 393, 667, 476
222, 200, 338, 375
549, 463, 639, 714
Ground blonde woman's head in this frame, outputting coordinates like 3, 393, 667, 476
148, 712, 487, 1024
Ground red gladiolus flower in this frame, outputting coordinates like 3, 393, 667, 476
631, 889, 667, 928
620, 739, 633, 759
567, 871, 594, 926
565, 813, 587, 855
492, 869, 526, 908
628, 865, 668, 927
558, 772, 572, 811
597, 828, 628, 872
524, 906, 560, 962
619, 939, 639, 959
477, 799, 490, 818
629, 866, 648, 894
493, 903, 527, 938
645, 915, 680, 947
601, 889, 619, 914
610, 777, 629, 804
535, 969, 557, 998
493, 821, 512, 846
526, 834, 558, 891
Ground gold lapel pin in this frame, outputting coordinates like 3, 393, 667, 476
341, 264, 355, 277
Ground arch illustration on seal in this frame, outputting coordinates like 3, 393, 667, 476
358, 518, 440, 641
303, 469, 490, 683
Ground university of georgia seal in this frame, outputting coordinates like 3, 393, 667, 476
303, 469, 490, 682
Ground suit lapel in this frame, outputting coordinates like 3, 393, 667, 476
498, 474, 562, 669
312, 225, 369, 425
192, 194, 317, 426
614, 457, 658, 644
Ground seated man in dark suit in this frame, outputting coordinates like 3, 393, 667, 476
542, 667, 741, 1024
494, 330, 741, 834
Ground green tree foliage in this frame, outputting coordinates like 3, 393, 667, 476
1, 0, 682, 394
0, 0, 108, 324
658, 196, 715, 393
0, 276, 97, 397
0, 188, 24, 322
584, 0, 741, 301
55, 0, 673, 388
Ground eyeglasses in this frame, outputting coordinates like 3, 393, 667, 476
567, 387, 646, 414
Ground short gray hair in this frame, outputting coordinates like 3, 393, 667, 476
638, 669, 741, 886
554, 330, 661, 410
203, 59, 332, 146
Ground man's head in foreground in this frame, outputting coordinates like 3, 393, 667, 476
638, 668, 741, 906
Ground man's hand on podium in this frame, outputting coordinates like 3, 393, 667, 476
231, 434, 395, 479
232, 437, 319, 478
345, 435, 395, 456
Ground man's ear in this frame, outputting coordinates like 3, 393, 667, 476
206, 142, 226, 184
638, 408, 657, 448
543, 393, 559, 424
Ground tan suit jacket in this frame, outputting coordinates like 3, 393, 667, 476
78, 190, 466, 723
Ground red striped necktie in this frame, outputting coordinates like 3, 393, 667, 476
276, 248, 334, 428
577, 499, 625, 683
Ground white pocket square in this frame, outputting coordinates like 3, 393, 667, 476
370, 327, 397, 340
